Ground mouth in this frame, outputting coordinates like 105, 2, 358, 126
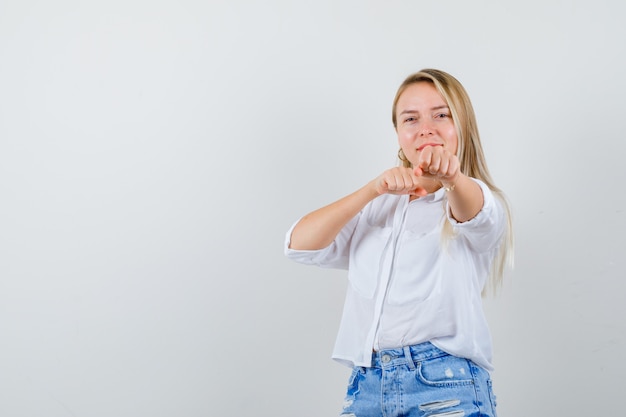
417, 143, 443, 151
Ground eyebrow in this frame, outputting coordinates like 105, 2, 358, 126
399, 105, 449, 115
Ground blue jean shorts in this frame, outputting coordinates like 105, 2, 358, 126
340, 342, 497, 417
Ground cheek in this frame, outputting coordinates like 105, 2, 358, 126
445, 128, 459, 152
397, 131, 412, 147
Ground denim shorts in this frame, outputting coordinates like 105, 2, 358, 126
340, 342, 497, 417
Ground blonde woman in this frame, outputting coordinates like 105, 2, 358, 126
285, 69, 512, 417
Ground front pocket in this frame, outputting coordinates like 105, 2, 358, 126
345, 367, 363, 397
416, 355, 475, 387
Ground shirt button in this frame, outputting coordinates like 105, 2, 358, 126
382, 354, 391, 363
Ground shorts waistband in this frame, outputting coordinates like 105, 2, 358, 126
371, 342, 448, 368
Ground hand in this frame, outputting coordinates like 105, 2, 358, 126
413, 144, 460, 186
373, 167, 428, 197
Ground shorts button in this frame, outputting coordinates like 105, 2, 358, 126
382, 354, 391, 363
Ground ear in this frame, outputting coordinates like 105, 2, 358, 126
397, 148, 408, 163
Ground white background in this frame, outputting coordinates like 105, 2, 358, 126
1, 1, 625, 416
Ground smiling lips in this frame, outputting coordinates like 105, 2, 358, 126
417, 143, 444, 151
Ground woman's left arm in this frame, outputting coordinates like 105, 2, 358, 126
415, 145, 483, 223
440, 173, 483, 222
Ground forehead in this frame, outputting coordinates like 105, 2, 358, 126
397, 82, 447, 109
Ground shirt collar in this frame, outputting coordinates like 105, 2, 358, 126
409, 187, 446, 204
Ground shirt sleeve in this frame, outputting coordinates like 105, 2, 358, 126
445, 178, 506, 253
283, 215, 359, 270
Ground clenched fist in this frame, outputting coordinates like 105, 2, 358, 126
414, 144, 460, 186
373, 167, 428, 197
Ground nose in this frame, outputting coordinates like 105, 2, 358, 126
418, 121, 434, 136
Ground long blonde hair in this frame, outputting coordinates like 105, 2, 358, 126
393, 69, 514, 293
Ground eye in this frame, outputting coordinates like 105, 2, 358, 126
403, 117, 416, 123
435, 113, 450, 119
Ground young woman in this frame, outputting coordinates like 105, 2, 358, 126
284, 69, 513, 417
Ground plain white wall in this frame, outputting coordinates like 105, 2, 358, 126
1, 0, 624, 416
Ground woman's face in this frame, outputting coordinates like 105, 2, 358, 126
395, 82, 458, 166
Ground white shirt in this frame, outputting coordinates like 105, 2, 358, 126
284, 179, 506, 371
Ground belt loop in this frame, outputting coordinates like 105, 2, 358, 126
403, 346, 415, 370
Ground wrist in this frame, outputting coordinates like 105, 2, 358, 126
442, 182, 456, 192
441, 173, 461, 192
366, 179, 384, 198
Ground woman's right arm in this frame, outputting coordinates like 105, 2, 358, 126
289, 167, 427, 250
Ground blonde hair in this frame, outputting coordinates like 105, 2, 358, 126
393, 69, 514, 293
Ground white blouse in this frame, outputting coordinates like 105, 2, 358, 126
284, 179, 506, 371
